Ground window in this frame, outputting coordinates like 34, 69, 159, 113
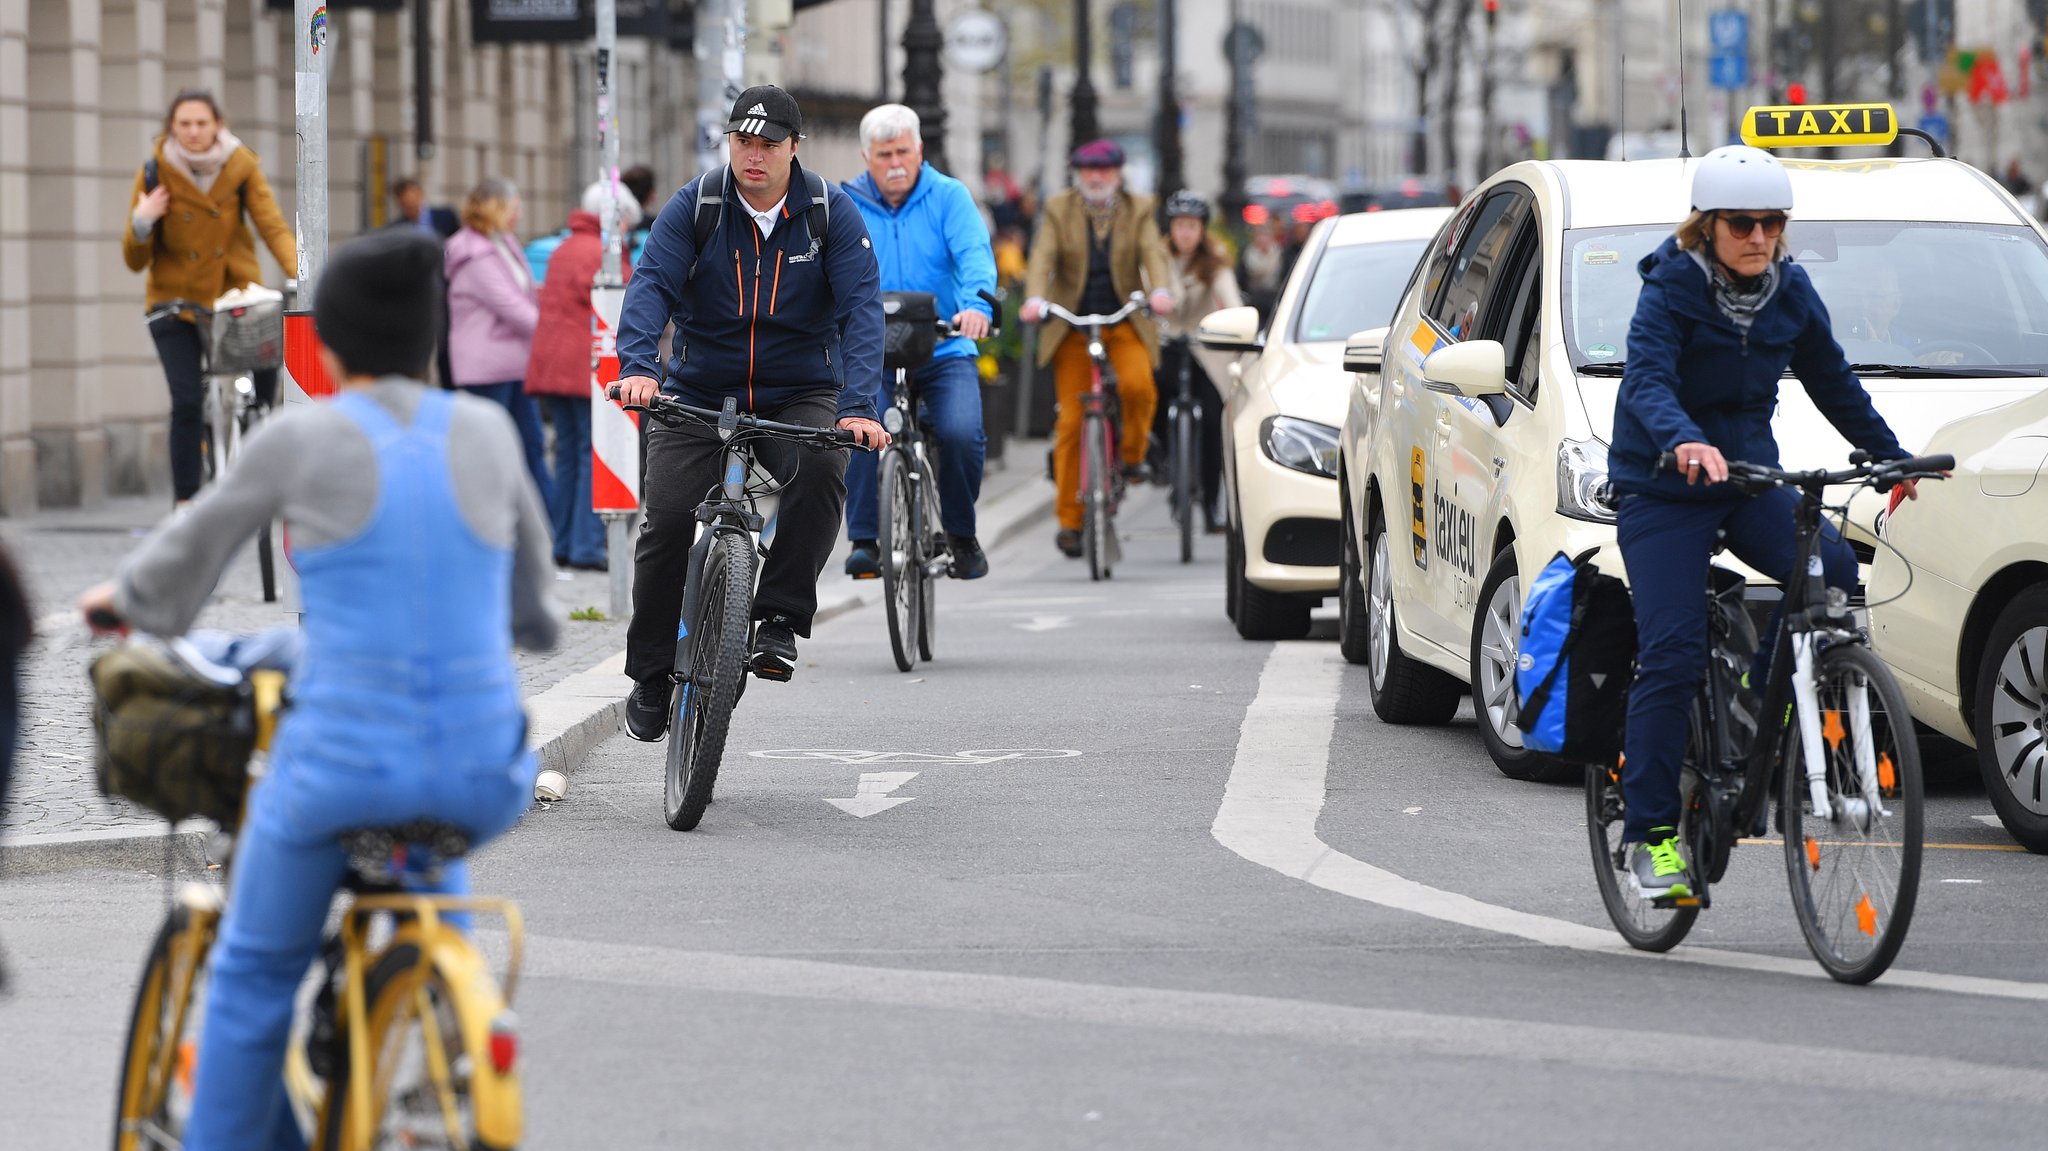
1291, 238, 1433, 343
1426, 188, 1530, 340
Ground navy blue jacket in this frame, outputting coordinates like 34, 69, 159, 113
616, 160, 886, 422
1610, 236, 1904, 500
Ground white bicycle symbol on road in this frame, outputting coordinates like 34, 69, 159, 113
749, 749, 1084, 766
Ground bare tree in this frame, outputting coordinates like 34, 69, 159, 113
1439, 0, 1479, 184
1393, 0, 1453, 176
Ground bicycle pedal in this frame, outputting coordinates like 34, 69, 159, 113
850, 571, 881, 581
749, 655, 793, 682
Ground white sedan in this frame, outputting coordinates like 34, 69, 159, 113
1199, 207, 1453, 640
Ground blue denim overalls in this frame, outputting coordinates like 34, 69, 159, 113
184, 388, 534, 1150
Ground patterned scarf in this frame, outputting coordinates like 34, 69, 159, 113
1704, 256, 1778, 332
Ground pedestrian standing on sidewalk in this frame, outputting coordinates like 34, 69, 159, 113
445, 177, 553, 507
122, 87, 297, 509
526, 181, 641, 571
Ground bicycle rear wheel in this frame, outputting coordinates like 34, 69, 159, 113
1174, 404, 1196, 564
665, 534, 754, 831
1083, 414, 1112, 581
917, 473, 939, 662
1586, 702, 1703, 951
878, 448, 920, 672
113, 905, 210, 1151
1782, 642, 1923, 984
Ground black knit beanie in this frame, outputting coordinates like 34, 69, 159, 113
312, 229, 444, 379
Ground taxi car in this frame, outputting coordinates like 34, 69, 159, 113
1870, 389, 2048, 852
1198, 206, 1454, 639
1337, 102, 2048, 782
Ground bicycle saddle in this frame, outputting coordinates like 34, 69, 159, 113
339, 820, 472, 888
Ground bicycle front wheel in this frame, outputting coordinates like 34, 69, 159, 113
1174, 405, 1196, 564
113, 906, 211, 1151
1082, 414, 1112, 581
1782, 642, 1923, 983
917, 474, 939, 663
665, 534, 754, 831
878, 448, 920, 672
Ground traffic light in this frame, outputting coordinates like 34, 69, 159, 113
1786, 81, 1808, 105
1485, 0, 1499, 29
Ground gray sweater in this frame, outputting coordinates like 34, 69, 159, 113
115, 379, 560, 652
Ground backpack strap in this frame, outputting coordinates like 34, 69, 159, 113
142, 157, 160, 193
686, 165, 729, 284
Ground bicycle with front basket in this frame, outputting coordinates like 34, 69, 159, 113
108, 649, 525, 1149
1039, 292, 1148, 581
1587, 449, 1952, 983
873, 289, 1001, 672
611, 388, 859, 831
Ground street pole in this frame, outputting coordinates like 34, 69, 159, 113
412, 0, 432, 161
1219, 0, 1250, 242
697, 0, 745, 177
1154, 0, 1183, 200
902, 0, 950, 174
1071, 0, 1099, 146
593, 0, 633, 624
294, 0, 329, 309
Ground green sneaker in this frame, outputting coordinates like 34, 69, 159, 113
1628, 829, 1692, 900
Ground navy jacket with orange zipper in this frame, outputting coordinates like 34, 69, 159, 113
616, 159, 885, 422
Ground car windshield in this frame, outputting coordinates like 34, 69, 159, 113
1292, 238, 1431, 343
1562, 221, 2048, 374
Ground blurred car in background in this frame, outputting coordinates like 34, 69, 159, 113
1339, 178, 1455, 214
1242, 174, 1340, 232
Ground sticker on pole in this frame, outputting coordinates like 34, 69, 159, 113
590, 285, 639, 511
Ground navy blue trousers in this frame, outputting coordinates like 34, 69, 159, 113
845, 356, 986, 541
1614, 487, 1856, 840
542, 396, 606, 567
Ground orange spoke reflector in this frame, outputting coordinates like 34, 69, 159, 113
1856, 893, 1879, 937
178, 1040, 198, 1093
1806, 837, 1821, 870
1822, 709, 1846, 750
1879, 753, 1897, 793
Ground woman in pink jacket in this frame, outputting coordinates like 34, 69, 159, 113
446, 176, 551, 504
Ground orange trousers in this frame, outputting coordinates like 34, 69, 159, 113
1052, 323, 1156, 531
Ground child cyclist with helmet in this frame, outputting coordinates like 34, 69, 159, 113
1608, 145, 1920, 902
80, 229, 558, 1151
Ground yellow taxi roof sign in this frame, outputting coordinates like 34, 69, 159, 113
1741, 103, 1899, 149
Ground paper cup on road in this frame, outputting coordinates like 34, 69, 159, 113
534, 768, 568, 803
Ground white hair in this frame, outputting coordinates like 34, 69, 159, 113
859, 104, 922, 154
581, 180, 644, 228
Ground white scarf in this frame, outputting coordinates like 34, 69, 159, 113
162, 130, 242, 196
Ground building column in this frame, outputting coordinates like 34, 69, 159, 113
0, 0, 35, 514
98, 0, 170, 497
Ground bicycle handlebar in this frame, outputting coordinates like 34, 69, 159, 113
145, 298, 215, 323
932, 288, 1004, 341
608, 386, 862, 448
1657, 450, 1955, 494
1038, 292, 1149, 331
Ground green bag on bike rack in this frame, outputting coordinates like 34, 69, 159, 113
89, 641, 257, 827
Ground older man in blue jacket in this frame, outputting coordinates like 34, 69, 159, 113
840, 104, 999, 580
612, 85, 888, 738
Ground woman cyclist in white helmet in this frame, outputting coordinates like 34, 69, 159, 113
1605, 145, 1920, 900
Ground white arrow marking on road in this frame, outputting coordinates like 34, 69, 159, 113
1013, 615, 1072, 633
825, 771, 918, 818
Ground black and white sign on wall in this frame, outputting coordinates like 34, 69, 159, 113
944, 8, 1007, 74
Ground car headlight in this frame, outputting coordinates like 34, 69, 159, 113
1557, 437, 1616, 523
1261, 416, 1341, 479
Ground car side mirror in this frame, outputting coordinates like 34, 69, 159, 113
1422, 340, 1508, 398
1343, 327, 1389, 374
1197, 306, 1263, 354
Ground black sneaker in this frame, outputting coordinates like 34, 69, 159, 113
750, 615, 799, 681
845, 540, 881, 580
1123, 460, 1155, 485
624, 677, 671, 742
947, 534, 989, 579
1055, 528, 1083, 558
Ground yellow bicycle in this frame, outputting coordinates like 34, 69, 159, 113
111, 670, 527, 1150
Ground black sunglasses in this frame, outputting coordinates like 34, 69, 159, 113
1719, 212, 1788, 240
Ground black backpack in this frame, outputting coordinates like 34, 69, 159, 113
687, 163, 831, 283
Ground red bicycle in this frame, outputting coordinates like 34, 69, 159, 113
1040, 292, 1147, 580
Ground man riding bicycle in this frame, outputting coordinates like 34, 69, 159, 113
1019, 139, 1173, 558
81, 229, 559, 1150
840, 103, 999, 581
612, 85, 888, 741
1611, 145, 1918, 901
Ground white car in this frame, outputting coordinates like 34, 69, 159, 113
1198, 207, 1453, 640
1338, 105, 2048, 782
1871, 388, 2048, 852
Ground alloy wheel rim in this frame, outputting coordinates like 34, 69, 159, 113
1990, 624, 2048, 815
1369, 531, 1392, 690
1479, 574, 1527, 750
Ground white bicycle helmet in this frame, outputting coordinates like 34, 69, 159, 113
1690, 145, 1794, 212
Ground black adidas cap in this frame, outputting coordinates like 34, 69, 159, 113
726, 84, 803, 143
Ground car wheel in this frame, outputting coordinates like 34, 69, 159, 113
1365, 510, 1462, 725
1232, 522, 1312, 641
1472, 548, 1575, 782
1224, 515, 1241, 623
1338, 487, 1370, 665
1973, 584, 2048, 853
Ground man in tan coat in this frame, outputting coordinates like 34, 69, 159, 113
1021, 139, 1174, 557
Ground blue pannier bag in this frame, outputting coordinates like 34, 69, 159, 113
1515, 549, 1636, 763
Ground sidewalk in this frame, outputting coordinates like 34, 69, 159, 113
0, 441, 1052, 870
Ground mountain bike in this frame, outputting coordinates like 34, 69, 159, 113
1161, 335, 1200, 564
1041, 293, 1148, 581
876, 289, 1001, 673
144, 287, 285, 602
611, 388, 858, 831
1587, 450, 1953, 983
111, 665, 525, 1149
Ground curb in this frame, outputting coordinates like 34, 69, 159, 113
0, 473, 1056, 874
